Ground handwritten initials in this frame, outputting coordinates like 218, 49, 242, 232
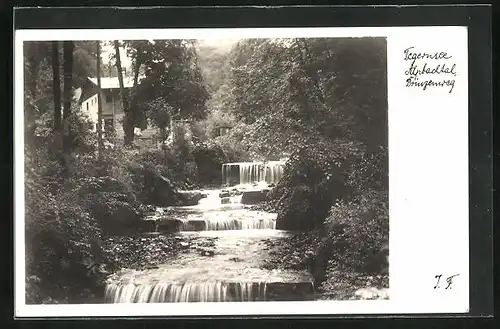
434, 273, 459, 289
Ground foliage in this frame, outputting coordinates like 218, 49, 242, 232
23, 36, 390, 303
223, 37, 390, 290
271, 139, 362, 231
320, 189, 389, 272
226, 38, 387, 157
135, 40, 210, 128
192, 140, 227, 186
196, 44, 231, 94
202, 103, 238, 139
25, 174, 104, 304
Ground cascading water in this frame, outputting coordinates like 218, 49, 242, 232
105, 282, 269, 303
172, 189, 277, 231
222, 161, 285, 186
104, 159, 314, 304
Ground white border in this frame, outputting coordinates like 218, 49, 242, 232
14, 26, 469, 317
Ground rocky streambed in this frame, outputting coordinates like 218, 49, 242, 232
102, 234, 219, 271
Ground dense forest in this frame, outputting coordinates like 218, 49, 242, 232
23, 37, 388, 303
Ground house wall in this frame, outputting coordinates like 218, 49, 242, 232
80, 81, 157, 143
81, 93, 99, 126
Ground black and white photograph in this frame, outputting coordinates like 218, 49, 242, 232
21, 35, 389, 305
15, 20, 476, 317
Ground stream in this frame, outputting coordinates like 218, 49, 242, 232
104, 161, 317, 303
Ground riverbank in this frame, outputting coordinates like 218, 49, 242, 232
260, 231, 389, 300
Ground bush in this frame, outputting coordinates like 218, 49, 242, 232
77, 176, 144, 236
313, 189, 388, 287
324, 189, 388, 270
25, 176, 105, 304
270, 139, 362, 231
192, 140, 227, 186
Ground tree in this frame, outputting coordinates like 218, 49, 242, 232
96, 41, 104, 162
62, 41, 75, 174
122, 40, 150, 143
51, 42, 62, 135
72, 41, 97, 85
24, 41, 52, 149
226, 37, 387, 158
114, 40, 136, 146
136, 40, 209, 137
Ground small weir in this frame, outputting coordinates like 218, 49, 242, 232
105, 281, 315, 303
105, 160, 314, 303
222, 161, 285, 186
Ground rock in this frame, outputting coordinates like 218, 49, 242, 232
181, 220, 206, 231
219, 192, 231, 198
221, 197, 232, 204
157, 219, 182, 233
199, 248, 215, 256
177, 191, 203, 206
241, 190, 267, 204
180, 242, 189, 248
151, 174, 178, 206
84, 194, 142, 236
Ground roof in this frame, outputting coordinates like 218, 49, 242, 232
88, 76, 144, 89
73, 87, 82, 101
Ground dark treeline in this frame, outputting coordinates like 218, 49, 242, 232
23, 37, 388, 303
215, 37, 389, 296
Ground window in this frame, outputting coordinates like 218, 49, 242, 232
104, 119, 114, 131
105, 93, 112, 103
86, 103, 89, 111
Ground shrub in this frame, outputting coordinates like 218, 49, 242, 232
192, 140, 227, 186
318, 189, 389, 275
25, 175, 105, 304
270, 139, 362, 231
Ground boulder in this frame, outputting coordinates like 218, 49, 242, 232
176, 191, 203, 206
152, 175, 178, 206
83, 193, 142, 236
219, 192, 231, 198
241, 190, 267, 205
156, 219, 183, 233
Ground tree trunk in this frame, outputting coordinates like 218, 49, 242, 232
52, 41, 62, 134
114, 40, 133, 146
129, 47, 142, 126
96, 41, 104, 163
62, 41, 74, 176
26, 43, 40, 131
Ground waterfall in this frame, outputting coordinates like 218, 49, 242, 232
105, 282, 268, 303
222, 161, 285, 186
203, 218, 276, 230
178, 215, 276, 231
